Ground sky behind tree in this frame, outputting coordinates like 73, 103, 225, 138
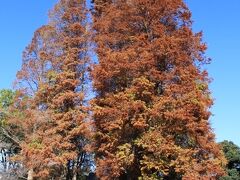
0, 0, 239, 145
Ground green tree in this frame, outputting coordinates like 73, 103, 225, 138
0, 89, 15, 109
0, 89, 19, 145
0, 89, 24, 177
220, 141, 240, 180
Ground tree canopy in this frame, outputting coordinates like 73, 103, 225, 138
220, 141, 240, 180
92, 0, 225, 179
0, 0, 229, 179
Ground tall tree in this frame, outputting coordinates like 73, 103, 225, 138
91, 0, 226, 179
16, 25, 59, 179
16, 0, 92, 179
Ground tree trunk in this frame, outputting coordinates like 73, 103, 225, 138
73, 174, 77, 180
27, 169, 34, 180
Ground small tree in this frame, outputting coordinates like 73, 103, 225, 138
220, 141, 240, 180
0, 89, 17, 170
0, 89, 27, 178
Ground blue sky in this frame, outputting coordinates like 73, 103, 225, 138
187, 0, 240, 146
0, 1, 239, 145
0, 0, 56, 88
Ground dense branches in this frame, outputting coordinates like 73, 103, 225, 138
1, 0, 227, 179
220, 141, 240, 179
91, 0, 226, 179
15, 0, 92, 179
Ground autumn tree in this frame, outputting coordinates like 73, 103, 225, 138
15, 25, 58, 179
91, 0, 226, 179
16, 0, 92, 179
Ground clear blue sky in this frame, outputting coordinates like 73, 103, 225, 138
0, 1, 239, 145
186, 0, 240, 146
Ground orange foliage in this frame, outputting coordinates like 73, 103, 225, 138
15, 0, 92, 178
11, 0, 226, 179
92, 0, 226, 179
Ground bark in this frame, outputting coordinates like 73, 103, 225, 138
27, 169, 34, 180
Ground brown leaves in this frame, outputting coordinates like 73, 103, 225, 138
11, 0, 226, 179
14, 0, 92, 178
92, 0, 226, 179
